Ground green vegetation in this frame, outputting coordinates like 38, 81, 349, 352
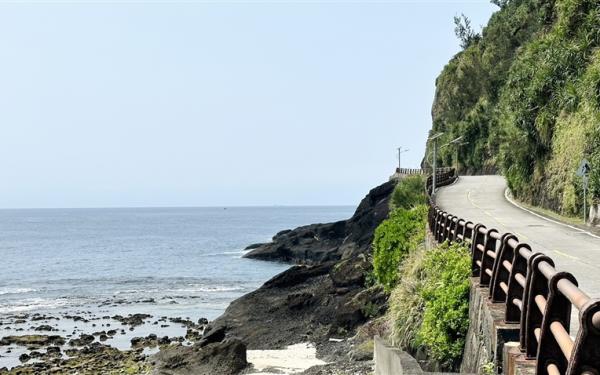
416, 242, 471, 367
386, 242, 471, 369
426, 0, 600, 215
372, 205, 428, 291
391, 175, 428, 209
370, 176, 470, 369
372, 175, 429, 291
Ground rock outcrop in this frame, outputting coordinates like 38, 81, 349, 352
243, 179, 396, 263
202, 180, 394, 351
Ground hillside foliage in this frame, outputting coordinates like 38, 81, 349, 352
426, 0, 600, 215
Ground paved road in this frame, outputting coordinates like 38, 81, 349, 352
436, 175, 600, 300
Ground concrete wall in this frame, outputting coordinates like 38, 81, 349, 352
374, 336, 466, 375
460, 279, 520, 374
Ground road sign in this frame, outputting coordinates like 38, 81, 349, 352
577, 159, 591, 177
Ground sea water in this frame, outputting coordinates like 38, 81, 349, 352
0, 206, 354, 368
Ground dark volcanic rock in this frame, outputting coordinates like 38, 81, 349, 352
329, 255, 370, 287
153, 338, 247, 375
197, 325, 226, 347
244, 180, 395, 263
205, 260, 373, 349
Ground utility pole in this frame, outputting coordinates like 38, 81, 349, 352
429, 133, 444, 196
397, 147, 409, 170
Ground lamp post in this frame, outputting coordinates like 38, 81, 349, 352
397, 147, 409, 171
441, 136, 464, 174
455, 141, 469, 174
429, 132, 444, 196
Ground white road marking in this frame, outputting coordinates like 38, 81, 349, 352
503, 188, 600, 240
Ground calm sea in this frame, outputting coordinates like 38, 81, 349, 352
0, 206, 354, 320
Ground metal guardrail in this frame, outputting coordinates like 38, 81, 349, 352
422, 169, 600, 375
396, 167, 453, 176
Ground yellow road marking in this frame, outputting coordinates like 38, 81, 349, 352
467, 190, 482, 209
515, 232, 528, 241
553, 250, 580, 261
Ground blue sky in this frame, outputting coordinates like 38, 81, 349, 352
0, 1, 496, 208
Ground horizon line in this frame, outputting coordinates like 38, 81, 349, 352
0, 204, 358, 210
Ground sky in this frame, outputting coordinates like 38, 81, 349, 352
0, 1, 497, 208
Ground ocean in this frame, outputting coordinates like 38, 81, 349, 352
0, 206, 354, 368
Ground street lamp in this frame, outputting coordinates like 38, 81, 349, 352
428, 132, 444, 196
441, 136, 465, 174
397, 147, 409, 170
455, 141, 469, 173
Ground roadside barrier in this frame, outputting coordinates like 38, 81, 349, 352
421, 169, 600, 375
396, 167, 453, 176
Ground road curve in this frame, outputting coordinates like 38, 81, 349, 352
436, 175, 600, 299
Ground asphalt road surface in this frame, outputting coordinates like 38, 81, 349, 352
435, 175, 600, 306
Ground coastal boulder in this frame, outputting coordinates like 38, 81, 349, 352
152, 338, 247, 375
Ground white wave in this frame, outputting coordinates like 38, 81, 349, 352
0, 287, 36, 296
0, 297, 75, 314
171, 285, 244, 293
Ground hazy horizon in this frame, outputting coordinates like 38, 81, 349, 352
0, 1, 497, 209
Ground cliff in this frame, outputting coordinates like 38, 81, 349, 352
425, 0, 600, 218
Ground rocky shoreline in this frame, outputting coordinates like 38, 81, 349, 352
1, 179, 395, 374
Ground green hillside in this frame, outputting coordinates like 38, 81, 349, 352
426, 0, 600, 215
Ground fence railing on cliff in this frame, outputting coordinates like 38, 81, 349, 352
395, 167, 453, 176
425, 169, 600, 375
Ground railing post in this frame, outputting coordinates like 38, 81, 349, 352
523, 255, 554, 359
480, 229, 499, 286
443, 214, 453, 242
436, 212, 445, 242
536, 272, 577, 375
455, 219, 465, 243
505, 243, 533, 324
471, 224, 486, 277
489, 233, 518, 302
448, 216, 457, 243
567, 299, 600, 374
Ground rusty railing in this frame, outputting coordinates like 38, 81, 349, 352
425, 169, 600, 375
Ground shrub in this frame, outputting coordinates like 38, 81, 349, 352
385, 241, 471, 370
372, 205, 427, 291
416, 242, 471, 368
391, 175, 427, 210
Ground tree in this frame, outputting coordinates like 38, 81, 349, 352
454, 14, 479, 49
490, 0, 509, 8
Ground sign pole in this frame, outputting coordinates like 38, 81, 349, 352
577, 159, 591, 224
584, 176, 588, 224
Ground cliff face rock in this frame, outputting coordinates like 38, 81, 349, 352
203, 180, 395, 351
205, 258, 387, 351
243, 179, 396, 263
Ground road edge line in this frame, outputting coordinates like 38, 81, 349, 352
504, 187, 600, 240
